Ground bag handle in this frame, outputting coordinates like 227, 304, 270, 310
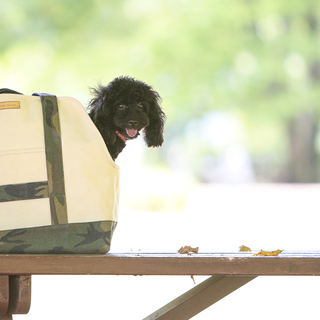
0, 88, 23, 95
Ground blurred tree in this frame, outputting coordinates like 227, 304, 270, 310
0, 0, 319, 182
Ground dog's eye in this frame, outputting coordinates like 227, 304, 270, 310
118, 104, 126, 110
138, 103, 144, 109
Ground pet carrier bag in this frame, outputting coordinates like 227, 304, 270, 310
0, 89, 119, 253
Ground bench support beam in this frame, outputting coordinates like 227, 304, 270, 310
143, 275, 256, 320
0, 275, 31, 320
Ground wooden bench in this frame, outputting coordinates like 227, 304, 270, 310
1, 252, 319, 319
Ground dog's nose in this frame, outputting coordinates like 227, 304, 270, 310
128, 120, 138, 126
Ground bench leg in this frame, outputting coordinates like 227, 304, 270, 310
0, 275, 31, 319
0, 276, 9, 317
143, 275, 256, 320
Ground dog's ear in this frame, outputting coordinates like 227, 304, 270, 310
89, 85, 117, 144
144, 92, 166, 148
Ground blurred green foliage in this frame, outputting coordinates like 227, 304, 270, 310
1, 0, 320, 182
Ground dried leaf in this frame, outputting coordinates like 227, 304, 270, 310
178, 246, 199, 254
253, 249, 283, 256
239, 245, 252, 252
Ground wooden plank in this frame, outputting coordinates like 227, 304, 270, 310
7, 276, 31, 315
143, 275, 256, 320
1, 253, 320, 276
0, 276, 9, 315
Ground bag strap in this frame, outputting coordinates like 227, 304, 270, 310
32, 93, 68, 225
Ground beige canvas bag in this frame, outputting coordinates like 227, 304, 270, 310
0, 90, 119, 253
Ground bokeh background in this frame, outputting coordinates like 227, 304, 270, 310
2, 0, 320, 319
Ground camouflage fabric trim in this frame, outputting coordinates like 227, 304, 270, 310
34, 93, 68, 225
0, 220, 117, 254
0, 181, 48, 202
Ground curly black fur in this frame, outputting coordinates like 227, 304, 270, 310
88, 76, 165, 160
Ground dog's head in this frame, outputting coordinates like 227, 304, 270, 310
89, 76, 165, 148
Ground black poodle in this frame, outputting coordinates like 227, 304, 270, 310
88, 76, 165, 160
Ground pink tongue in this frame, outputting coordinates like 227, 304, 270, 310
126, 128, 138, 137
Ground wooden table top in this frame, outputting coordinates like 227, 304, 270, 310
1, 252, 320, 276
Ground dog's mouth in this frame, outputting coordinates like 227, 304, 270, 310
116, 128, 139, 143
125, 128, 138, 138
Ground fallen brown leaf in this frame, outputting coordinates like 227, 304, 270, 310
239, 245, 252, 252
178, 246, 199, 254
253, 249, 283, 256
